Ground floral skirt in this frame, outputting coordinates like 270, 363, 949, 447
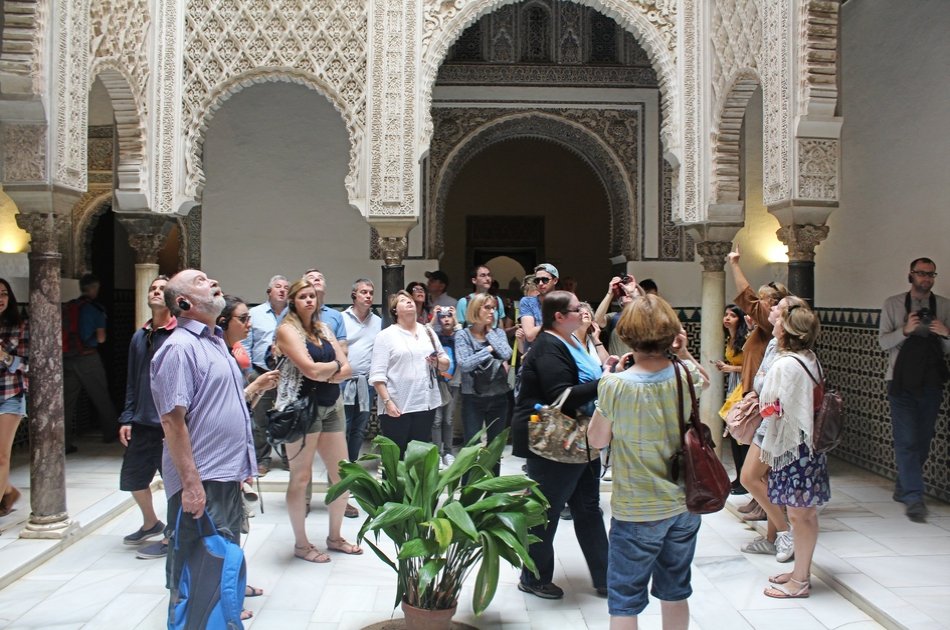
767, 442, 830, 507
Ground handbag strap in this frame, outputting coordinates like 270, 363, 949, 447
551, 386, 572, 411
788, 354, 823, 385
671, 358, 701, 440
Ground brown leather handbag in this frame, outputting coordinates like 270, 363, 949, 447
671, 359, 731, 514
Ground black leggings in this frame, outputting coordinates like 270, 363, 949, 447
380, 409, 437, 458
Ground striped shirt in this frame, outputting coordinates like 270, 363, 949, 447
0, 320, 28, 401
150, 317, 255, 497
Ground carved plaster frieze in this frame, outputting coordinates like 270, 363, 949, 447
419, 0, 679, 158
428, 107, 639, 261
797, 138, 838, 201
182, 0, 367, 206
660, 159, 691, 261
378, 235, 408, 266
798, 0, 840, 120
52, 0, 89, 191
0, 0, 47, 95
695, 240, 733, 272
436, 63, 657, 87
90, 0, 150, 113
776, 223, 828, 262
761, 0, 793, 206
678, 0, 701, 222
2, 124, 47, 182
709, 0, 760, 105
367, 0, 417, 216
151, 0, 183, 215
16, 212, 69, 255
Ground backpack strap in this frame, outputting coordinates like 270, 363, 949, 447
788, 354, 821, 385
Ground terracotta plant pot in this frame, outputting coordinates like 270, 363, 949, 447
400, 599, 458, 630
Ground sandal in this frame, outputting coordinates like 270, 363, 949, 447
344, 503, 359, 519
245, 585, 264, 598
768, 572, 796, 585
241, 609, 253, 620
294, 544, 331, 563
326, 537, 363, 555
0, 486, 21, 516
764, 578, 810, 599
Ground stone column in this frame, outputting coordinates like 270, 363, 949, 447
695, 241, 733, 450
378, 234, 408, 328
776, 224, 829, 306
15, 212, 77, 539
118, 214, 173, 327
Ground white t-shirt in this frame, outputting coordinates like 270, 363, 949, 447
369, 323, 445, 414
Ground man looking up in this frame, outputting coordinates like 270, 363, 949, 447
457, 265, 509, 328
242, 275, 289, 475
426, 270, 457, 308
341, 279, 381, 465
305, 268, 348, 349
879, 257, 950, 523
118, 275, 175, 559
151, 269, 257, 619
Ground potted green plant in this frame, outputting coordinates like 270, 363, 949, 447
326, 428, 549, 628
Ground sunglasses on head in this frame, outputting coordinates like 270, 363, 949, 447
436, 312, 453, 319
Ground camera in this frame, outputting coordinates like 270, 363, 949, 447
612, 275, 634, 298
916, 308, 933, 326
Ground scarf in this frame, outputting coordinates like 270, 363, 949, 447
758, 351, 817, 470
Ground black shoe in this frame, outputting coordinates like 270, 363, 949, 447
730, 480, 748, 495
595, 586, 608, 598
892, 490, 903, 503
123, 520, 166, 545
518, 581, 564, 600
906, 501, 928, 523
559, 507, 573, 521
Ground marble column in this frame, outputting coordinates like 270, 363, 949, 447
695, 241, 733, 450
378, 235, 408, 328
776, 224, 829, 306
15, 213, 77, 539
118, 215, 173, 327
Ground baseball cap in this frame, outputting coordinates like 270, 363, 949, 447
534, 263, 559, 278
425, 270, 449, 284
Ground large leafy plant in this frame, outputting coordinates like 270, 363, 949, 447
326, 428, 549, 614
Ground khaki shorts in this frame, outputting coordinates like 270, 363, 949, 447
307, 399, 345, 434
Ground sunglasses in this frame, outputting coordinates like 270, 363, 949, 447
536, 277, 553, 285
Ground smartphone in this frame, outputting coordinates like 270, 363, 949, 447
274, 355, 288, 371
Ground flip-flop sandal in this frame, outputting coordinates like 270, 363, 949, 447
294, 544, 331, 563
768, 573, 795, 585
326, 537, 363, 555
764, 578, 810, 599
245, 585, 264, 598
241, 609, 253, 620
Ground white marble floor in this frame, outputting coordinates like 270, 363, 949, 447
0, 438, 946, 629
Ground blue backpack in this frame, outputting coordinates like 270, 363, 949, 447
168, 508, 247, 630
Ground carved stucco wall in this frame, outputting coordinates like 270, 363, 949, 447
180, 0, 367, 206
53, 0, 89, 191
89, 0, 150, 200
0, 0, 46, 94
428, 108, 638, 261
420, 0, 677, 156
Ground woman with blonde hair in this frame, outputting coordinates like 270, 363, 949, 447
575, 302, 608, 365
455, 293, 511, 466
589, 294, 708, 628
759, 298, 827, 598
370, 290, 449, 457
274, 278, 359, 563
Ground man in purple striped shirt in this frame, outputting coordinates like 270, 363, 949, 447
150, 269, 255, 607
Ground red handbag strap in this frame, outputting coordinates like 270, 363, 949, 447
672, 358, 701, 440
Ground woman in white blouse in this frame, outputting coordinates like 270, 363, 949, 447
370, 290, 449, 457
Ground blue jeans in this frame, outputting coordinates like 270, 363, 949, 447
607, 512, 701, 616
343, 388, 375, 462
432, 385, 459, 456
521, 456, 608, 590
888, 385, 943, 503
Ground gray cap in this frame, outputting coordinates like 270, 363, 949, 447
534, 263, 559, 278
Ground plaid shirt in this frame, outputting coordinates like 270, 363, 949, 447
0, 320, 29, 401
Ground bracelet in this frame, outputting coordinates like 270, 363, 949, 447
332, 359, 342, 374
594, 343, 604, 347
383, 398, 392, 405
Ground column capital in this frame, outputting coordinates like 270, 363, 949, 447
694, 240, 734, 272
117, 213, 173, 264
378, 236, 408, 267
776, 223, 829, 263
15, 213, 68, 255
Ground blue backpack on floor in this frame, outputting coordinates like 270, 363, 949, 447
168, 508, 246, 630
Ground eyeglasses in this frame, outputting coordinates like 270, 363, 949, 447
562, 307, 582, 313
235, 314, 251, 323
536, 277, 553, 285
911, 270, 938, 278
436, 312, 453, 319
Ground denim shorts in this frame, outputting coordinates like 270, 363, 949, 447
0, 394, 26, 416
607, 511, 701, 616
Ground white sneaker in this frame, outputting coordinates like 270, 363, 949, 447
775, 530, 795, 563
602, 468, 612, 481
443, 453, 455, 466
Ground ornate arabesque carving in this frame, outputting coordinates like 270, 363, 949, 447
378, 236, 409, 266
797, 0, 840, 120
660, 159, 690, 260
776, 223, 829, 262
182, 0, 367, 205
2, 124, 47, 182
695, 240, 733, 272
151, 0, 183, 215
711, 73, 759, 203
90, 0, 150, 202
428, 108, 639, 261
0, 0, 46, 94
761, 0, 792, 206
367, 0, 417, 215
797, 138, 838, 201
16, 213, 68, 254
118, 214, 174, 264
420, 0, 678, 158
53, 0, 90, 191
